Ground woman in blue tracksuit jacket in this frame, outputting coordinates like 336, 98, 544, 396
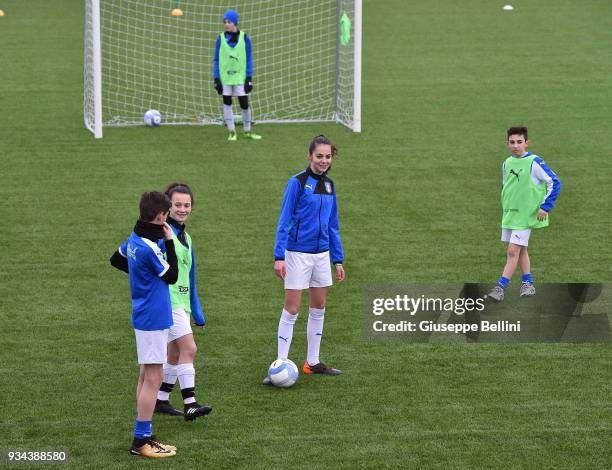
264, 135, 345, 384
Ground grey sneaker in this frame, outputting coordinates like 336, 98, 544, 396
520, 282, 536, 297
488, 285, 505, 302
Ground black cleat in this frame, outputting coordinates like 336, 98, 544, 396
303, 361, 342, 376
155, 399, 184, 416
184, 402, 213, 421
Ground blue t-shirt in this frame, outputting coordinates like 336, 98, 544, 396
119, 233, 173, 331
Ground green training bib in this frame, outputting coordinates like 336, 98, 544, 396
219, 31, 246, 85
169, 230, 193, 313
501, 154, 549, 230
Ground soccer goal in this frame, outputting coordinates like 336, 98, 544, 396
84, 0, 362, 138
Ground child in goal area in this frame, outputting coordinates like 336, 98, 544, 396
213, 9, 262, 142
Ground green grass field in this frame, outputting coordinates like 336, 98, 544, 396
1, 0, 611, 468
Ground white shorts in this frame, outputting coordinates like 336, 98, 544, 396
222, 85, 246, 96
134, 328, 169, 364
501, 228, 531, 246
168, 308, 193, 343
284, 250, 333, 290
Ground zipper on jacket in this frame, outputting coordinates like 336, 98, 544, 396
316, 196, 322, 252
294, 221, 300, 242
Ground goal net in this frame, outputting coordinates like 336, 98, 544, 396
84, 0, 361, 138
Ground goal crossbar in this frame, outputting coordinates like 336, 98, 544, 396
84, 0, 362, 138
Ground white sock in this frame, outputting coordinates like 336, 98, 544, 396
177, 363, 196, 405
242, 107, 251, 131
157, 363, 178, 401
307, 307, 325, 366
224, 104, 235, 131
277, 309, 298, 360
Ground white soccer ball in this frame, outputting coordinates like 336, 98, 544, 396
144, 109, 161, 127
268, 359, 299, 388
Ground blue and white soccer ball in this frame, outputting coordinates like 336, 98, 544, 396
268, 359, 299, 388
144, 109, 161, 127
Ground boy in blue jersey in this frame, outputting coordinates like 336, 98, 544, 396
110, 192, 179, 458
263, 135, 345, 385
213, 9, 262, 141
488, 127, 561, 302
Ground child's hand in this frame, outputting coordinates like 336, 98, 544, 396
163, 222, 174, 240
274, 260, 286, 279
537, 208, 548, 221
214, 79, 223, 95
335, 264, 345, 282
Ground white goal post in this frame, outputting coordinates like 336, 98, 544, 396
84, 0, 362, 138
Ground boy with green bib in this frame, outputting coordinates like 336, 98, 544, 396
488, 127, 561, 302
213, 9, 261, 141
154, 183, 213, 421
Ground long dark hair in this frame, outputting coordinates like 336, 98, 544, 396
164, 182, 194, 205
308, 134, 338, 157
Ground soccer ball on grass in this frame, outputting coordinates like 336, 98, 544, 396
268, 359, 299, 388
144, 109, 161, 127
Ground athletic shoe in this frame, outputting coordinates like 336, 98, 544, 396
130, 439, 176, 458
487, 285, 505, 302
227, 131, 237, 141
154, 399, 183, 416
184, 402, 213, 421
520, 282, 536, 297
303, 361, 342, 376
244, 131, 262, 140
262, 375, 272, 386
149, 437, 176, 452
